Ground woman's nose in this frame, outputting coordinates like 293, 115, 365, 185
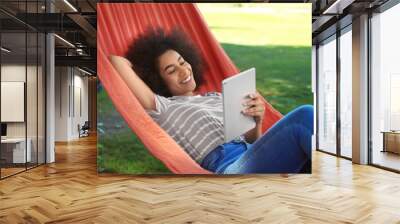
178, 65, 190, 76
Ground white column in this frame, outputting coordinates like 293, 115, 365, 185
46, 1, 55, 163
352, 14, 369, 164
55, 67, 73, 141
46, 33, 55, 163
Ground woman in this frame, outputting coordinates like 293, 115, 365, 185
110, 28, 313, 174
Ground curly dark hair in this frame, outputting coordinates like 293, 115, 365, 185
125, 27, 205, 97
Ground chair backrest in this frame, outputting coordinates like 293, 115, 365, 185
82, 121, 90, 129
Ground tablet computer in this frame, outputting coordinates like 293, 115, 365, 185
222, 68, 256, 143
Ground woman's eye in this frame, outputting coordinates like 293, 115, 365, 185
167, 69, 175, 74
180, 61, 186, 65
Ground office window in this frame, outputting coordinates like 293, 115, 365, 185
339, 27, 352, 158
317, 35, 337, 154
371, 3, 400, 171
0, 1, 46, 179
1, 31, 28, 178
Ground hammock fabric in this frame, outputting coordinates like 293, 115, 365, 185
97, 3, 283, 174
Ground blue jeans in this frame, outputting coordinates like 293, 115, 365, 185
201, 105, 314, 174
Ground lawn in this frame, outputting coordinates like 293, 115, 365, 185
97, 3, 312, 174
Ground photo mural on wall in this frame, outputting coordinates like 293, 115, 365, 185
97, 3, 313, 174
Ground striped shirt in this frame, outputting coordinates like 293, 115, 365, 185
147, 92, 224, 163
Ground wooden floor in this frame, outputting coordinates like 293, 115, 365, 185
1, 135, 400, 223
373, 150, 400, 171
1, 163, 45, 178
1, 167, 26, 178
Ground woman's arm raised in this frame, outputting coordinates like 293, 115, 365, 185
109, 55, 156, 111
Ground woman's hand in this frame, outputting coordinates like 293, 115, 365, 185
242, 92, 265, 125
109, 55, 155, 110
242, 92, 265, 143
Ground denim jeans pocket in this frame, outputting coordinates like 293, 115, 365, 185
201, 146, 225, 172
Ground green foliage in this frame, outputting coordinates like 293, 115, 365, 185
222, 44, 312, 114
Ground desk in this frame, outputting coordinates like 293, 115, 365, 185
1, 138, 31, 163
382, 131, 400, 154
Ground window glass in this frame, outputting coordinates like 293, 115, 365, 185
1, 31, 27, 177
371, 3, 400, 171
339, 28, 352, 158
317, 36, 337, 154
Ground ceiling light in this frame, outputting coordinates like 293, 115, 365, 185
54, 34, 75, 48
63, 0, 78, 12
1, 47, 11, 53
76, 48, 86, 56
78, 67, 93, 76
323, 0, 355, 15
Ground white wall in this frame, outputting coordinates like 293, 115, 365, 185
55, 66, 69, 141
55, 67, 89, 141
1, 65, 37, 138
1, 65, 25, 130
1, 63, 46, 164
72, 73, 89, 138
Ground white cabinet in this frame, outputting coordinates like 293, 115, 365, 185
1, 138, 32, 163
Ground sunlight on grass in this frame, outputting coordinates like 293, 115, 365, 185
197, 3, 311, 47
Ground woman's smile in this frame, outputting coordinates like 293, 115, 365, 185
180, 75, 192, 84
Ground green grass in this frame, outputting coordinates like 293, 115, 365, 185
98, 129, 170, 174
223, 44, 311, 114
97, 4, 312, 174
197, 3, 311, 47
97, 90, 170, 174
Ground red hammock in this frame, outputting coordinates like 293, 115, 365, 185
97, 3, 282, 174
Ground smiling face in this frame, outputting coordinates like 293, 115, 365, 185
157, 50, 196, 96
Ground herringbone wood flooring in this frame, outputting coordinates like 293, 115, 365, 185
1, 135, 400, 223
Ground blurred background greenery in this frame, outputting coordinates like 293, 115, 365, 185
97, 3, 312, 174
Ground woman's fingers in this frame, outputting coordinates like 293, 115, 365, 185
243, 111, 264, 117
242, 100, 256, 107
243, 95, 263, 107
241, 92, 265, 123
247, 93, 257, 99
242, 100, 265, 111
242, 106, 264, 115
244, 105, 264, 112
